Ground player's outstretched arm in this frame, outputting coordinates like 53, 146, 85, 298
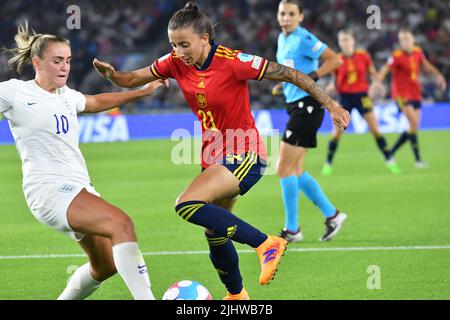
83, 79, 168, 113
422, 58, 447, 92
264, 61, 350, 129
93, 58, 158, 88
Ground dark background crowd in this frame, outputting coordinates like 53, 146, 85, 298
1, 0, 449, 113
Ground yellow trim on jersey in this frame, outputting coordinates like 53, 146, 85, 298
150, 64, 164, 79
216, 47, 238, 60
393, 49, 403, 58
393, 47, 422, 58
216, 48, 238, 54
215, 53, 235, 60
233, 152, 258, 182
217, 46, 238, 54
257, 59, 269, 81
215, 51, 236, 58
355, 48, 368, 54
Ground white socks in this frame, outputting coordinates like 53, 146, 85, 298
112, 242, 155, 300
58, 242, 154, 300
57, 263, 102, 300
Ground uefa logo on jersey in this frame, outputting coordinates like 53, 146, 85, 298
237, 53, 254, 63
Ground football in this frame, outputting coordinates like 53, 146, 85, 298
162, 280, 212, 300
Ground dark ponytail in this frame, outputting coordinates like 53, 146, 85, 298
184, 2, 198, 11
168, 2, 215, 41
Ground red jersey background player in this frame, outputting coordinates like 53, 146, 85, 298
323, 29, 400, 176
93, 1, 349, 300
378, 28, 446, 168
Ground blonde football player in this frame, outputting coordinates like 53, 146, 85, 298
0, 23, 166, 300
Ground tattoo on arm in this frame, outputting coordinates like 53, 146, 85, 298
264, 61, 332, 108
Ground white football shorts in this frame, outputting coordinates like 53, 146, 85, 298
24, 182, 100, 241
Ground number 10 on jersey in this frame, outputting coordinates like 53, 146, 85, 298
54, 114, 69, 134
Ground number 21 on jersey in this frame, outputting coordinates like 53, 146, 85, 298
197, 110, 217, 130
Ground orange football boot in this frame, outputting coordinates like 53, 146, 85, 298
223, 287, 250, 300
255, 235, 288, 285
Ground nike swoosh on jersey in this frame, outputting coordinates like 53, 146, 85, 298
27, 102, 37, 106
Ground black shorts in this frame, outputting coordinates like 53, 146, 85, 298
202, 151, 266, 195
282, 96, 325, 148
222, 151, 266, 195
339, 92, 373, 116
396, 98, 422, 111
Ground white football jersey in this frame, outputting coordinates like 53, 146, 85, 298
0, 79, 91, 189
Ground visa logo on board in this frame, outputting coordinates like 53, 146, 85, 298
78, 115, 129, 143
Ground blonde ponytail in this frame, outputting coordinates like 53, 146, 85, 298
2, 22, 70, 74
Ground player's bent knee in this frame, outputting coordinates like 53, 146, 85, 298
176, 192, 209, 206
175, 194, 189, 206
112, 212, 136, 239
277, 165, 297, 178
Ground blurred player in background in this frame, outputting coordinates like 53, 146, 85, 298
322, 29, 401, 176
272, 0, 347, 243
378, 28, 446, 168
94, 1, 349, 300
0, 23, 166, 300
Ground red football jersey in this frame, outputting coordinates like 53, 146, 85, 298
388, 47, 424, 101
335, 49, 372, 94
150, 42, 269, 168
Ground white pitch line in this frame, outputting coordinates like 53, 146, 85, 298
1, 245, 450, 261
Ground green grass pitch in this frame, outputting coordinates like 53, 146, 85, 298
0, 130, 449, 300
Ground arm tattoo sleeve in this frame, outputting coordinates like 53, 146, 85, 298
264, 61, 333, 108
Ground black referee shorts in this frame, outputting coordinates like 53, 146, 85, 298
282, 96, 325, 148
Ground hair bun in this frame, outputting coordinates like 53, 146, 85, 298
184, 1, 199, 11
